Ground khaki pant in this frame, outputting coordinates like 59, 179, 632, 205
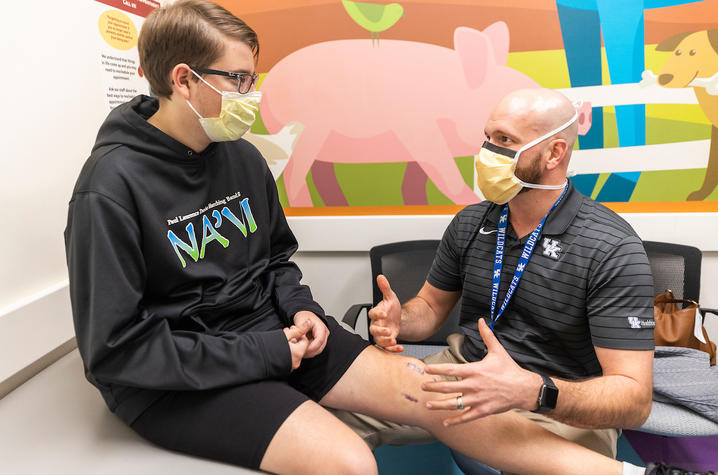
331, 334, 619, 468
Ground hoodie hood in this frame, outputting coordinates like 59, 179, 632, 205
92, 95, 215, 162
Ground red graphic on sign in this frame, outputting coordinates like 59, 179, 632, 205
95, 0, 160, 18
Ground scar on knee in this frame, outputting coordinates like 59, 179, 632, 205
406, 362, 425, 375
401, 392, 419, 403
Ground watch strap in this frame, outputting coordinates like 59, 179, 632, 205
532, 373, 558, 414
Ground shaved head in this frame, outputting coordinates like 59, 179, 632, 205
494, 88, 578, 150
482, 88, 579, 189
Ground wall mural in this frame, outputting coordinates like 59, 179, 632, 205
218, 0, 718, 213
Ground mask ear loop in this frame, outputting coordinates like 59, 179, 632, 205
190, 69, 223, 95
186, 68, 224, 120
186, 99, 204, 119
512, 110, 578, 190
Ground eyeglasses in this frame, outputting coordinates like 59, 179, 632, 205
191, 66, 258, 94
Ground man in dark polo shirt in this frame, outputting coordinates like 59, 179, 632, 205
367, 88, 656, 460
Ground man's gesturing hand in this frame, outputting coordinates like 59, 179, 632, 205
368, 275, 404, 352
422, 318, 543, 426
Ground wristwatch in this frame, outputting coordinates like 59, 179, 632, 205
532, 373, 559, 414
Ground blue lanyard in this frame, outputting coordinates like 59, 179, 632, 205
489, 185, 568, 330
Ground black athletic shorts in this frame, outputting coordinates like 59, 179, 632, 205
129, 316, 370, 470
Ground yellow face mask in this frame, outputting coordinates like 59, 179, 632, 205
186, 70, 262, 143
475, 142, 524, 204
475, 112, 577, 204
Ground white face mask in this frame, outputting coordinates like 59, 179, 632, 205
186, 70, 262, 142
475, 111, 577, 204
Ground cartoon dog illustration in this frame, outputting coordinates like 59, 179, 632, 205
655, 29, 718, 201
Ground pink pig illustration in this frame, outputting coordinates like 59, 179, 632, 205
260, 22, 540, 207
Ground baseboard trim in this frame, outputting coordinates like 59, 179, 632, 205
0, 337, 77, 400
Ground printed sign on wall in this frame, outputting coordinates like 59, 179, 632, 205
95, 0, 159, 111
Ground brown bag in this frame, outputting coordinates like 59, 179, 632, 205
654, 290, 716, 366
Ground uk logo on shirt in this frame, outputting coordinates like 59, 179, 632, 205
542, 238, 562, 259
627, 316, 656, 329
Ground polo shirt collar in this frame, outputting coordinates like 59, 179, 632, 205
483, 181, 582, 236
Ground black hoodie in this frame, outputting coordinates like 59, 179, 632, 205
64, 95, 325, 423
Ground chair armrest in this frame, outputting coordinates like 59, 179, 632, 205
342, 303, 372, 329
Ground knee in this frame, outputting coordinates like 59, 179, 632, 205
326, 441, 377, 475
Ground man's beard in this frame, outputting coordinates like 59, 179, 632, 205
514, 153, 543, 195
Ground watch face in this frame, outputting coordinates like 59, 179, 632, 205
543, 386, 559, 409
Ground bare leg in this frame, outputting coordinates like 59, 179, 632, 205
260, 400, 378, 475
322, 347, 623, 475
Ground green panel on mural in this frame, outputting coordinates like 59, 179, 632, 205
456, 155, 476, 187
646, 117, 712, 144
602, 108, 620, 149
276, 157, 478, 207
276, 172, 327, 208
425, 180, 453, 205
632, 169, 718, 202
646, 104, 711, 126
426, 156, 475, 205
253, 74, 270, 134
276, 175, 289, 207
333, 162, 406, 206
646, 117, 711, 144
251, 113, 269, 135
601, 112, 710, 149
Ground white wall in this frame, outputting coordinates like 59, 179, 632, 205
0, 0, 108, 387
0, 2, 106, 312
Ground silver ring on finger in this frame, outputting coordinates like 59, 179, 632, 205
456, 395, 464, 410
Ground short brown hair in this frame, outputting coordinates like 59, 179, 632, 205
138, 0, 259, 98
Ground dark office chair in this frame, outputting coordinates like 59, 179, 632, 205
642, 239, 718, 332
642, 240, 701, 302
342, 240, 462, 358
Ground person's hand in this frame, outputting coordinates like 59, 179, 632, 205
293, 311, 329, 358
283, 325, 310, 371
421, 318, 543, 426
368, 275, 403, 352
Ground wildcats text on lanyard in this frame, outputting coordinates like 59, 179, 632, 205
489, 185, 568, 330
